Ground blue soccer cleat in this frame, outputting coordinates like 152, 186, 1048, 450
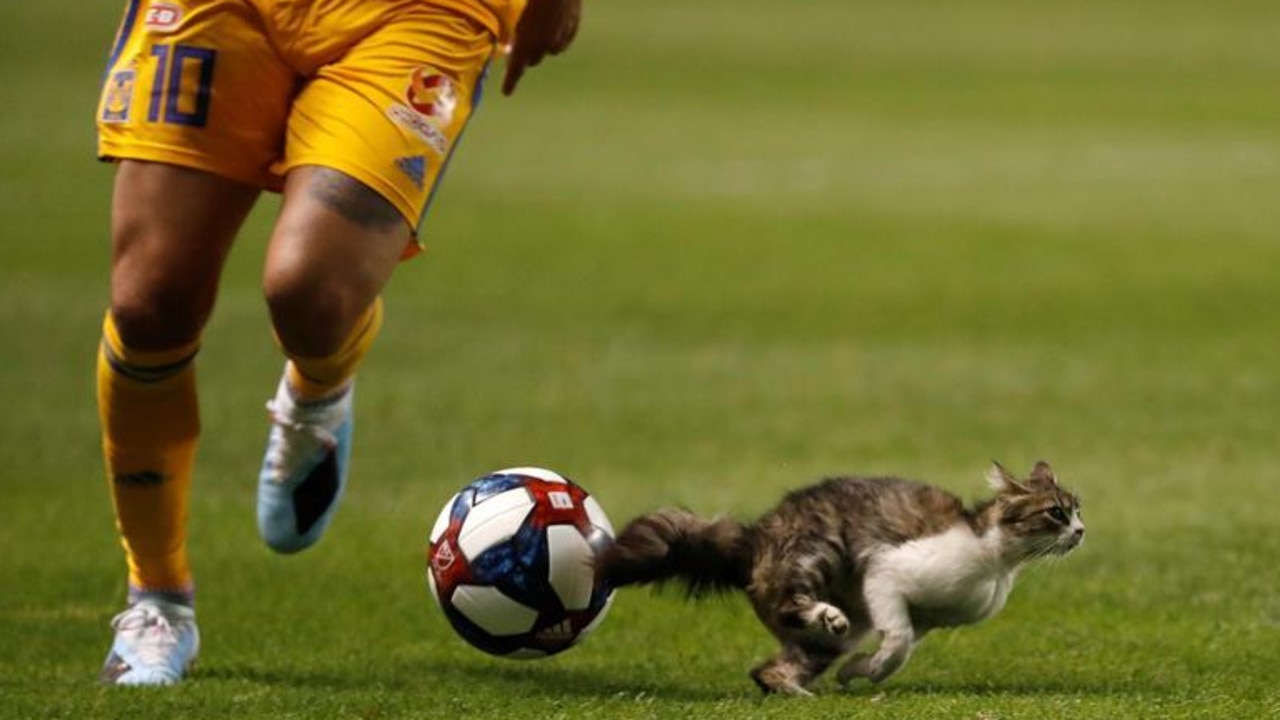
100, 598, 199, 686
257, 369, 354, 554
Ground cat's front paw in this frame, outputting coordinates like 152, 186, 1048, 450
819, 599, 849, 632
798, 599, 849, 632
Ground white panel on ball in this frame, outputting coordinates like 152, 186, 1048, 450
493, 466, 567, 484
429, 493, 459, 544
451, 585, 539, 635
577, 592, 615, 643
504, 648, 548, 660
458, 487, 535, 561
427, 564, 439, 604
583, 496, 615, 537
545, 525, 595, 611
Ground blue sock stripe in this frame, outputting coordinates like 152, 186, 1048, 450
128, 584, 196, 608
102, 342, 199, 383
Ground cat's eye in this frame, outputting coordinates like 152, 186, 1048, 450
1047, 506, 1069, 523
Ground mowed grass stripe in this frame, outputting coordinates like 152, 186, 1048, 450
2, 0, 1278, 718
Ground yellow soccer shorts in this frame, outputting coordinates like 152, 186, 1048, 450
97, 0, 500, 241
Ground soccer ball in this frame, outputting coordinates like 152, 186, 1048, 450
426, 467, 615, 658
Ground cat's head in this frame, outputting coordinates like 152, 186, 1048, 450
985, 460, 1084, 562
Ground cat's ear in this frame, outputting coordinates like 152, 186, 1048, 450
986, 461, 1031, 494
1029, 460, 1058, 488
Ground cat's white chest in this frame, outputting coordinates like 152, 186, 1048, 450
866, 524, 1014, 628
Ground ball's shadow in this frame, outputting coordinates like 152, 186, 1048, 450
433, 659, 739, 702
195, 657, 740, 701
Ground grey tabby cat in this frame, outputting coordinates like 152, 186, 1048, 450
596, 461, 1083, 695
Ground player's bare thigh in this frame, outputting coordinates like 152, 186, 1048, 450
263, 166, 410, 358
110, 160, 259, 351
260, 6, 494, 357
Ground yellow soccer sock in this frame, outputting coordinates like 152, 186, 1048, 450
97, 313, 200, 596
285, 298, 383, 402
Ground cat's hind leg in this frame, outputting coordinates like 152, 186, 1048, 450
749, 643, 840, 696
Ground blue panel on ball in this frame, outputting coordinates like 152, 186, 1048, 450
470, 519, 560, 614
468, 473, 532, 506
449, 473, 528, 526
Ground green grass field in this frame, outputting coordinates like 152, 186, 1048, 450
3, 0, 1280, 717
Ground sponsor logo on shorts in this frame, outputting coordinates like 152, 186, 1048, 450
144, 2, 184, 33
406, 67, 458, 126
101, 69, 136, 124
388, 104, 449, 156
395, 155, 427, 190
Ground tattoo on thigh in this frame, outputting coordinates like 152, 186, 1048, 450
307, 168, 404, 230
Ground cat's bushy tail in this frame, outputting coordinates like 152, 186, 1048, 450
596, 509, 751, 597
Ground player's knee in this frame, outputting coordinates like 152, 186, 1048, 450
109, 278, 210, 350
109, 296, 204, 351
263, 267, 359, 357
108, 218, 220, 349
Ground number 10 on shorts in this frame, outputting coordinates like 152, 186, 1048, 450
148, 43, 217, 127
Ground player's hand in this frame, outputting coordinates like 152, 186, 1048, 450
502, 0, 581, 96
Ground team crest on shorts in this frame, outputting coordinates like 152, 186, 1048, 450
406, 67, 458, 126
387, 68, 460, 157
144, 1, 184, 33
101, 68, 136, 124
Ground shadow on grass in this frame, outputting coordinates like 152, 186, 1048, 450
424, 659, 743, 703
879, 677, 1163, 699
197, 660, 1151, 704
195, 665, 381, 691
196, 659, 743, 702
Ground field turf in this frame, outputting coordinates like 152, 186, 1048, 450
2, 0, 1279, 717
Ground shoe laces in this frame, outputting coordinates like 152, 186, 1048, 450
262, 399, 340, 484
111, 603, 189, 670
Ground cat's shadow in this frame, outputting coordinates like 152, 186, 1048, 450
871, 678, 1154, 698
197, 659, 1142, 701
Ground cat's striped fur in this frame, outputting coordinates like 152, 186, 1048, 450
596, 461, 1084, 695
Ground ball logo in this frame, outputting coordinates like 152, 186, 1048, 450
406, 68, 458, 126
548, 491, 574, 510
144, 2, 183, 33
535, 620, 575, 644
432, 540, 456, 572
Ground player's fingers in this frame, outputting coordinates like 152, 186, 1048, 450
501, 57, 525, 96
525, 48, 547, 68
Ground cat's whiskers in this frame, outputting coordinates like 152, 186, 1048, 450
1021, 535, 1062, 563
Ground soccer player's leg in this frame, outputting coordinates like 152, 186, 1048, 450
99, 162, 258, 685
255, 170, 400, 553
254, 3, 497, 553
95, 0, 292, 684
